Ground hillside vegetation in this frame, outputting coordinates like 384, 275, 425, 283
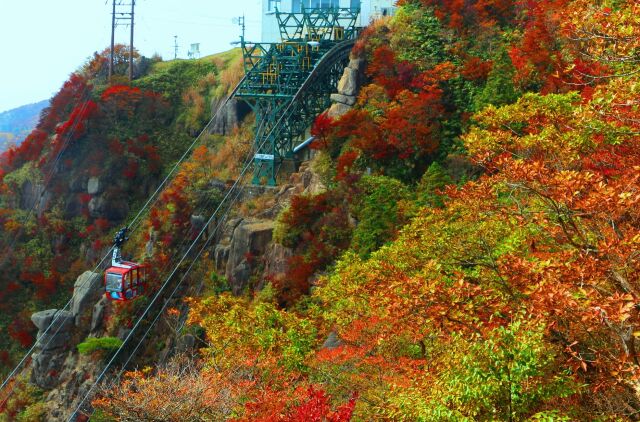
3, 0, 640, 420
0, 46, 245, 381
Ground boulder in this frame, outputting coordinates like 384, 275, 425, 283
214, 244, 231, 272
348, 57, 365, 71
229, 262, 251, 293
263, 243, 294, 280
330, 93, 356, 106
20, 180, 46, 210
31, 351, 67, 389
88, 196, 106, 217
219, 218, 244, 244
337, 67, 358, 96
209, 98, 251, 135
321, 331, 344, 350
225, 220, 275, 294
31, 309, 74, 352
31, 309, 74, 333
91, 296, 108, 333
87, 177, 102, 195
71, 271, 103, 318
36, 329, 72, 352
327, 102, 352, 119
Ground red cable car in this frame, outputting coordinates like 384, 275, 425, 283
105, 227, 147, 301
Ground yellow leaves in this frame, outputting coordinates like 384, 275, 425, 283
463, 92, 586, 165
3, 218, 20, 233
618, 191, 632, 201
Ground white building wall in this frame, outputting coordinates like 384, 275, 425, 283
260, 0, 396, 42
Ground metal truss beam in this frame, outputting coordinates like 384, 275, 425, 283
234, 7, 360, 185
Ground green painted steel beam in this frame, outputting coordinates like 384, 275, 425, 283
234, 7, 360, 185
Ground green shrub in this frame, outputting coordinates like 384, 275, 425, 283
16, 402, 47, 422
350, 175, 411, 257
416, 162, 452, 208
77, 336, 123, 355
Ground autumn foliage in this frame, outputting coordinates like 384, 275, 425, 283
6, 0, 640, 420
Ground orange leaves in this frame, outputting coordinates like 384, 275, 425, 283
93, 357, 243, 420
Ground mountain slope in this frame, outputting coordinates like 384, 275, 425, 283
3, 0, 640, 420
0, 100, 49, 150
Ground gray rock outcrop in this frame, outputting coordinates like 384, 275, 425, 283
20, 180, 50, 216
337, 67, 359, 96
264, 243, 294, 277
330, 93, 356, 106
91, 296, 108, 333
71, 271, 103, 325
225, 219, 275, 294
87, 177, 102, 195
30, 309, 75, 388
321, 331, 344, 350
327, 55, 365, 119
210, 98, 251, 135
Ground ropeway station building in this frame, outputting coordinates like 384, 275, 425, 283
261, 0, 397, 42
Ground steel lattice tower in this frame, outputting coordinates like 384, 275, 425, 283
234, 7, 360, 185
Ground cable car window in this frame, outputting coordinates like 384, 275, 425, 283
124, 272, 131, 288
106, 273, 122, 292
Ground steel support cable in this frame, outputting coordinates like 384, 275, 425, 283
113, 183, 244, 381
80, 185, 244, 420
17, 38, 347, 416
69, 55, 349, 412
68, 41, 354, 416
111, 103, 272, 345
108, 108, 272, 381
0, 74, 249, 400
99, 110, 270, 391
68, 140, 262, 421
69, 105, 273, 419
125, 72, 250, 230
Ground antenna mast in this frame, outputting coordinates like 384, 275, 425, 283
173, 35, 179, 59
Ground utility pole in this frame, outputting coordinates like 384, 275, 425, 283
232, 16, 245, 43
173, 35, 179, 59
107, 0, 136, 83
109, 0, 116, 81
129, 0, 135, 81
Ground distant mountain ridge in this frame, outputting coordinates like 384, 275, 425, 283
0, 100, 49, 150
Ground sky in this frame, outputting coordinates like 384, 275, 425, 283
0, 0, 263, 113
